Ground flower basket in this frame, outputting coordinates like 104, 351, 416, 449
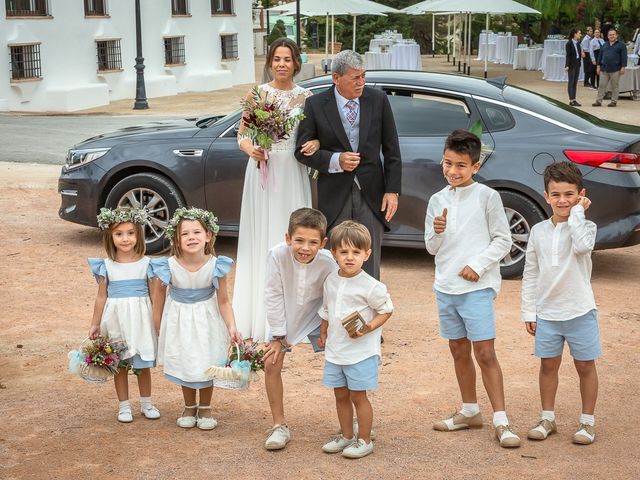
204, 342, 264, 391
68, 336, 129, 385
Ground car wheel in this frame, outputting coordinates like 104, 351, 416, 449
104, 173, 185, 254
498, 191, 546, 279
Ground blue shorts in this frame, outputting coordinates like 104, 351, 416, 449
323, 355, 379, 391
435, 288, 496, 341
535, 310, 601, 361
270, 325, 324, 353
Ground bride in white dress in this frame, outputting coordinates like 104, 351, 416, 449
233, 38, 319, 342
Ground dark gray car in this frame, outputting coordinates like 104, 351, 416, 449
58, 71, 640, 277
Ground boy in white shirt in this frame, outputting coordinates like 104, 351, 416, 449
318, 220, 393, 459
262, 208, 337, 450
522, 161, 599, 445
425, 129, 520, 448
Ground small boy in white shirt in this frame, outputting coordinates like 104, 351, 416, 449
425, 129, 520, 448
522, 161, 599, 445
262, 208, 337, 450
318, 220, 393, 459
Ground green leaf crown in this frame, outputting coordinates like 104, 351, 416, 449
164, 207, 220, 242
96, 207, 150, 230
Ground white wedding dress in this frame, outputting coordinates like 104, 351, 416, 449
233, 83, 312, 342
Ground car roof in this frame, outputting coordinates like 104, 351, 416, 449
300, 70, 507, 100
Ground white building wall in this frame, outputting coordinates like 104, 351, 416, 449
0, 0, 255, 112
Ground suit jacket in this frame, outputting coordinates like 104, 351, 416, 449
295, 86, 402, 230
565, 40, 582, 69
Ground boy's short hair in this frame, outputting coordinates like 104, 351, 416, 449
330, 220, 372, 251
443, 129, 481, 164
288, 207, 328, 238
543, 161, 584, 192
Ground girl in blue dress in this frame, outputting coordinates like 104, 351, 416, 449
151, 208, 241, 430
88, 207, 160, 423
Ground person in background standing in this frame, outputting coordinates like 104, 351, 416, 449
589, 29, 605, 88
592, 28, 627, 108
565, 28, 582, 107
581, 26, 593, 88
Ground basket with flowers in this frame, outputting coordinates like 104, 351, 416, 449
204, 341, 265, 390
68, 336, 129, 384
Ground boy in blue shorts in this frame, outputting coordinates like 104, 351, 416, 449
425, 129, 520, 448
262, 208, 337, 450
318, 220, 393, 459
522, 161, 599, 445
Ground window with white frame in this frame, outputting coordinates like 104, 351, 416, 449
6, 0, 48, 16
164, 36, 186, 65
220, 34, 238, 60
9, 43, 42, 80
96, 39, 122, 71
171, 0, 189, 15
84, 0, 107, 16
211, 0, 233, 15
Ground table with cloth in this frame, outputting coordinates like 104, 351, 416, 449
543, 54, 584, 82
513, 47, 543, 70
604, 66, 640, 97
364, 51, 392, 70
541, 38, 566, 72
390, 43, 422, 70
494, 35, 518, 64
476, 31, 497, 61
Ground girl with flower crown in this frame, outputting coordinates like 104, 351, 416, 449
88, 207, 160, 423
150, 207, 242, 430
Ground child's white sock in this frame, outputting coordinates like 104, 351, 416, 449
492, 410, 509, 427
140, 397, 153, 409
119, 400, 131, 411
579, 413, 595, 426
460, 403, 480, 417
542, 410, 555, 422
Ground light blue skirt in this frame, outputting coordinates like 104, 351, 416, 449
125, 354, 156, 369
164, 373, 213, 389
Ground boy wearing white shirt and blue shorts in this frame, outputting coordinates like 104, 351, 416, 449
522, 161, 600, 445
262, 208, 337, 451
425, 129, 520, 448
318, 220, 393, 459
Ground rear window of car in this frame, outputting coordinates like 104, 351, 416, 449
382, 88, 471, 136
475, 100, 515, 132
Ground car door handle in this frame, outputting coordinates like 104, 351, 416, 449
173, 149, 204, 157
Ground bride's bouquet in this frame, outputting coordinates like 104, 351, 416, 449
240, 86, 305, 190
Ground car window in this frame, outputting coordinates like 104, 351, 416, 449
475, 100, 515, 132
382, 88, 471, 136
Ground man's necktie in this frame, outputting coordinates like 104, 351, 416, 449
345, 100, 358, 126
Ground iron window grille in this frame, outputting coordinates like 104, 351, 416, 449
6, 0, 48, 16
9, 43, 42, 80
164, 36, 186, 65
84, 0, 107, 16
96, 39, 122, 71
171, 0, 188, 15
211, 0, 232, 15
220, 34, 238, 60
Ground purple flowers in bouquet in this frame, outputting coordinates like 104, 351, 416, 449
240, 86, 305, 190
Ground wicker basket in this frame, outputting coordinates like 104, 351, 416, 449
74, 337, 115, 384
206, 344, 253, 390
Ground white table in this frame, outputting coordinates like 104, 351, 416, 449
494, 35, 518, 64
605, 66, 640, 95
479, 32, 498, 45
365, 51, 392, 70
513, 48, 543, 70
476, 42, 496, 61
390, 43, 422, 70
628, 54, 639, 67
369, 38, 394, 52
541, 39, 566, 71
542, 54, 584, 82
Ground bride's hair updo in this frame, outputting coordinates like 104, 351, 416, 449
264, 37, 302, 80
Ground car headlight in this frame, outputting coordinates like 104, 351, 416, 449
65, 147, 110, 171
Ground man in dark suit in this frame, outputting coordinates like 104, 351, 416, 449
295, 50, 402, 280
565, 28, 583, 106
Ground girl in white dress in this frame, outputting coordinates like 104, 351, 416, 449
151, 208, 242, 430
234, 37, 320, 342
88, 207, 160, 423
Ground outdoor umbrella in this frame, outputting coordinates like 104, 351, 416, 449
403, 0, 540, 77
268, 0, 399, 68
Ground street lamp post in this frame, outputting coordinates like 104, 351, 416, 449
296, 0, 301, 47
133, 0, 148, 110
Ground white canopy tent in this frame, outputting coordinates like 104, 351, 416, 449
403, 0, 540, 77
267, 0, 399, 71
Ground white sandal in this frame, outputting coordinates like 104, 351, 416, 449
117, 404, 133, 423
196, 406, 218, 430
176, 404, 197, 428
141, 404, 161, 420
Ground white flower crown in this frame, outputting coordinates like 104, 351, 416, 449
96, 207, 150, 230
164, 207, 220, 242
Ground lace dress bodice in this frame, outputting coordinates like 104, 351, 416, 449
259, 83, 311, 152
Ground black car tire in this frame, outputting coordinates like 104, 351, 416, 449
498, 190, 546, 279
104, 173, 185, 254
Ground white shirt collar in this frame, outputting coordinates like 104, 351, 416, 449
334, 87, 360, 110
